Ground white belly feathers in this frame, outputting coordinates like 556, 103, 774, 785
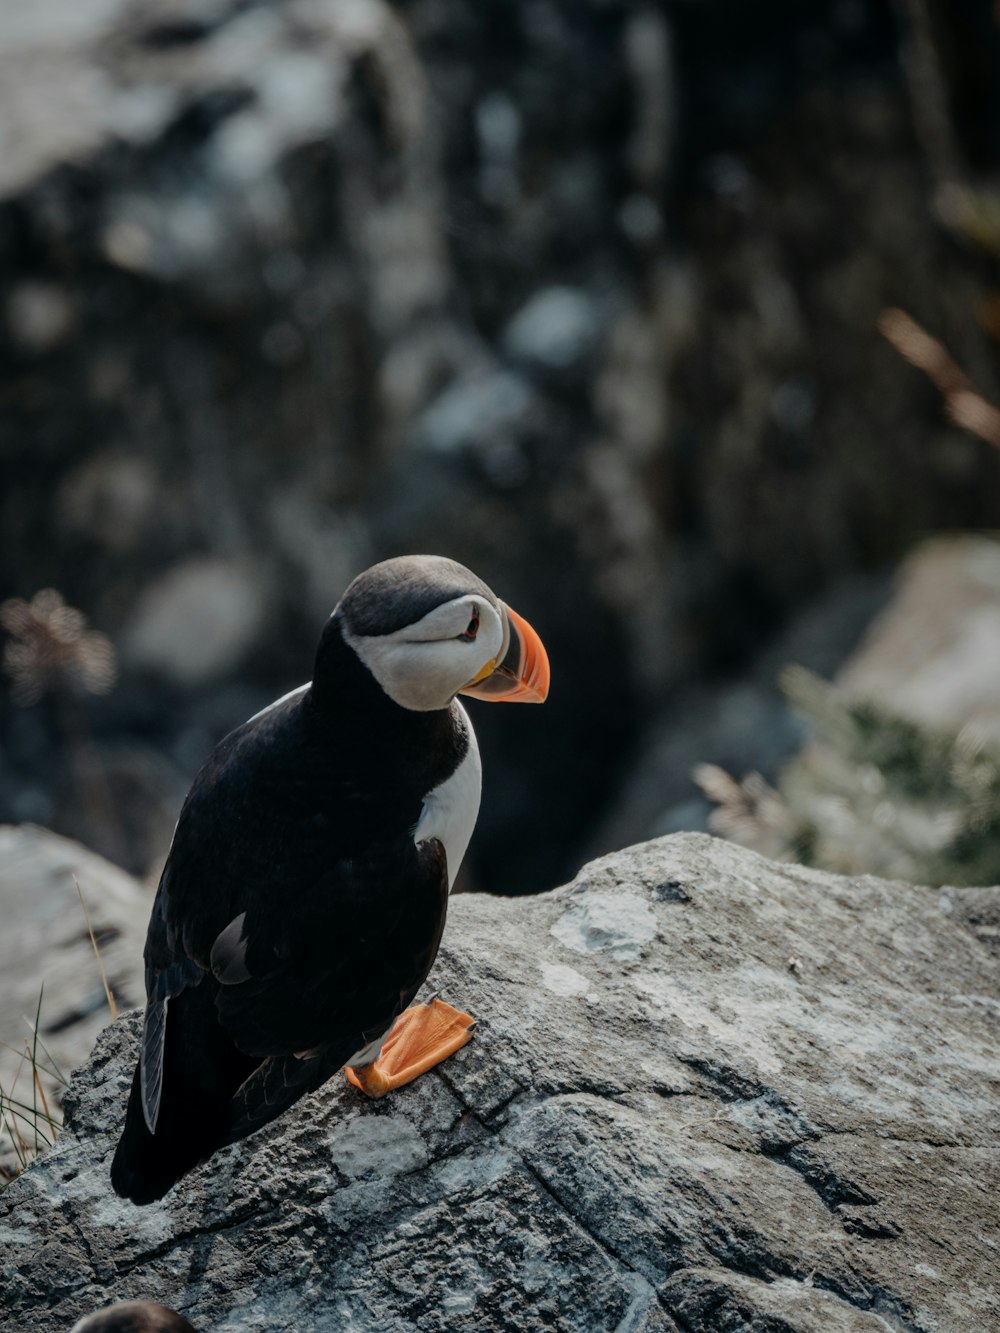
247, 687, 481, 892
413, 701, 482, 890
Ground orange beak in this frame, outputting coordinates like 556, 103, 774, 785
459, 603, 550, 704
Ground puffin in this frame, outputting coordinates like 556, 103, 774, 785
111, 555, 549, 1204
69, 1302, 197, 1332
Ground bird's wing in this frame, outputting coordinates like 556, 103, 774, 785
214, 836, 450, 1137
223, 1048, 340, 1143
141, 829, 448, 1133
137, 716, 296, 1132
138, 695, 452, 1134
139, 863, 205, 1133
210, 836, 450, 1059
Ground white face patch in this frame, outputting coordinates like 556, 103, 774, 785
343, 596, 505, 712
413, 701, 482, 889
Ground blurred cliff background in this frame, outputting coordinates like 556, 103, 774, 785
3, 0, 1000, 897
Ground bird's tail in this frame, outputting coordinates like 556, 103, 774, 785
110, 1062, 211, 1205
111, 980, 257, 1205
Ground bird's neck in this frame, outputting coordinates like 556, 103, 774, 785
308, 615, 458, 760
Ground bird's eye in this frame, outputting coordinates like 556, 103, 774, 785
460, 607, 480, 641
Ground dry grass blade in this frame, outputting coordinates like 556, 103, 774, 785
694, 760, 806, 862
878, 308, 971, 394
693, 762, 787, 841
2, 881, 118, 1182
2, 1035, 66, 1087
28, 1030, 69, 1087
0, 989, 67, 1185
29, 990, 41, 1154
0, 1088, 58, 1131
5, 1117, 30, 1168
0, 1048, 37, 1170
879, 307, 1000, 450
31, 1056, 53, 1130
75, 876, 119, 1020
948, 389, 1000, 447
2, 1103, 28, 1167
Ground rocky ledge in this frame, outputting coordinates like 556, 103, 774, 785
1, 833, 998, 1331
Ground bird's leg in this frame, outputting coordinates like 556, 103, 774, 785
345, 998, 475, 1098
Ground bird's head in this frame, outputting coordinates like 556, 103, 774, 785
69, 1302, 197, 1332
332, 555, 550, 713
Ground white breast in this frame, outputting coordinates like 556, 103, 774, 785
413, 701, 482, 890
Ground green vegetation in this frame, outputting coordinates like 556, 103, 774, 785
697, 666, 1000, 887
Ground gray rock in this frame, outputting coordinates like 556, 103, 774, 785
415, 370, 535, 461
837, 535, 1000, 743
592, 575, 893, 857
5, 282, 77, 353
689, 536, 1000, 887
502, 286, 605, 375
0, 826, 148, 1176
122, 558, 272, 689
2, 832, 998, 1331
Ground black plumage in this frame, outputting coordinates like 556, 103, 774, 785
112, 609, 467, 1203
335, 557, 496, 638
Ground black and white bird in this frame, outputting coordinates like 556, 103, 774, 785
111, 555, 549, 1204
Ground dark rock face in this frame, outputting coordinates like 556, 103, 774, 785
2, 0, 999, 895
2, 833, 998, 1331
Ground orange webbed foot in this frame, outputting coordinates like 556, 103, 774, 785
345, 998, 475, 1099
